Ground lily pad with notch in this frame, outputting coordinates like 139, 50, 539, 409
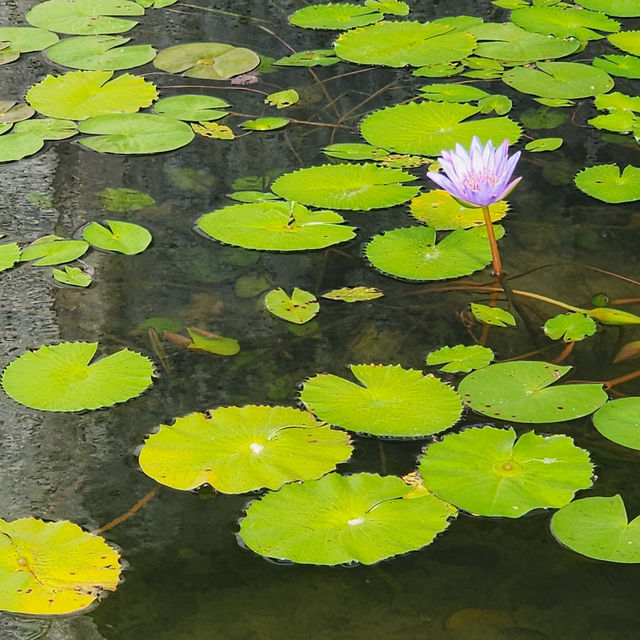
300, 363, 462, 438
419, 426, 594, 517
154, 95, 230, 121
457, 360, 608, 423
0, 133, 44, 162
608, 30, 640, 55
593, 397, 640, 450
0, 102, 35, 124
426, 344, 494, 374
20, 237, 88, 266
593, 54, 640, 79
543, 312, 596, 342
265, 287, 319, 324
82, 220, 152, 254
0, 27, 59, 65
238, 472, 457, 565
52, 265, 92, 287
289, 3, 385, 30
574, 164, 640, 203
138, 405, 353, 493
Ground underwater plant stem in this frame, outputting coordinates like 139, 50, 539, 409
94, 487, 159, 534
551, 341, 575, 364
179, 3, 271, 22
482, 206, 503, 277
604, 369, 640, 391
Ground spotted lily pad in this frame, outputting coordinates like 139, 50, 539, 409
271, 164, 419, 211
154, 95, 230, 121
20, 237, 89, 266
322, 286, 384, 302
574, 164, 640, 203
552, 495, 640, 562
366, 225, 504, 281
300, 363, 462, 438
419, 426, 594, 517
457, 361, 608, 423
593, 398, 640, 450
192, 122, 235, 139
265, 288, 319, 324
1, 341, 154, 411
426, 344, 494, 373
0, 517, 121, 615
153, 43, 260, 79
265, 89, 299, 109
196, 200, 356, 251
544, 313, 596, 342
360, 102, 521, 155
238, 472, 457, 565
26, 70, 157, 120
138, 406, 353, 493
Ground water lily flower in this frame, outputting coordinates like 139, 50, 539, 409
427, 137, 521, 276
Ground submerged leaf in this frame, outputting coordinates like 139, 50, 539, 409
186, 327, 239, 355
97, 187, 154, 211
322, 286, 383, 302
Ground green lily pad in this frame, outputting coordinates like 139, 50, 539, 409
575, 0, 640, 17
227, 191, 281, 203
593, 397, 640, 449
360, 101, 521, 155
334, 21, 477, 67
274, 50, 340, 67
510, 6, 620, 41
26, 0, 144, 36
97, 187, 154, 211
457, 361, 608, 423
78, 113, 194, 154
20, 238, 88, 266
153, 42, 260, 79
289, 3, 382, 30
502, 62, 614, 99
196, 200, 356, 251
82, 220, 151, 254
544, 313, 596, 342
0, 27, 59, 59
241, 117, 290, 131
45, 35, 156, 70
0, 242, 21, 271
12, 118, 78, 140
418, 83, 489, 103
322, 143, 388, 160
270, 164, 419, 210
26, 70, 157, 120
595, 90, 640, 112
426, 344, 494, 374
413, 62, 463, 77
153, 95, 230, 121
588, 111, 636, 132
265, 288, 320, 324
410, 190, 508, 230
477, 94, 512, 115
1, 341, 154, 411
525, 137, 563, 152
470, 303, 516, 327
322, 286, 384, 302
186, 328, 239, 355
419, 426, 594, 517
593, 54, 640, 79
574, 164, 640, 203
138, 406, 352, 492
551, 495, 640, 563
608, 30, 640, 55
52, 265, 92, 287
0, 133, 44, 162
365, 225, 504, 281
300, 363, 462, 438
265, 89, 299, 109
238, 472, 457, 565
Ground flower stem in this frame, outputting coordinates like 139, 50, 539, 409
482, 206, 503, 277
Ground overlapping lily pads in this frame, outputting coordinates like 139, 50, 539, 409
360, 102, 521, 155
238, 472, 457, 565
196, 200, 356, 251
457, 361, 608, 423
300, 363, 462, 437
1, 341, 154, 411
138, 406, 353, 493
593, 397, 640, 449
0, 517, 121, 615
419, 426, 594, 517
0, 27, 59, 65
366, 225, 503, 281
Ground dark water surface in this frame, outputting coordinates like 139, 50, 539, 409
1, 1, 640, 639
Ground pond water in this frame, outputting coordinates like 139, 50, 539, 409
1, 0, 640, 638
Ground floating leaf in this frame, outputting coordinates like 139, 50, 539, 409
52, 265, 92, 287
334, 21, 477, 67
477, 94, 512, 115
574, 164, 640, 203
271, 164, 419, 210
265, 89, 299, 109
360, 102, 521, 155
274, 50, 340, 67
575, 0, 640, 17
153, 43, 260, 79
289, 3, 383, 30
470, 303, 516, 327
593, 398, 640, 450
154, 95, 230, 121
1, 342, 154, 411
419, 426, 594, 517
608, 30, 640, 55
238, 472, 457, 565
410, 190, 507, 230
12, 118, 78, 140
265, 288, 320, 324
593, 54, 640, 79
227, 190, 281, 203
138, 406, 352, 492
241, 117, 289, 131
0, 517, 121, 615
419, 83, 489, 103
544, 312, 596, 342
300, 363, 462, 438
426, 344, 494, 373
0, 133, 44, 162
26, 70, 157, 120
587, 306, 640, 325
20, 238, 88, 266
457, 361, 608, 423
0, 242, 21, 271
0, 27, 59, 64
322, 286, 384, 302
413, 62, 463, 77
525, 137, 563, 152
589, 110, 637, 132
79, 113, 194, 154
502, 62, 614, 99
0, 101, 35, 124
552, 495, 640, 563
186, 327, 239, 355
45, 35, 155, 70
97, 187, 154, 211
192, 121, 235, 139
26, 0, 143, 35
82, 220, 152, 254
322, 142, 388, 160
366, 225, 504, 281
196, 200, 356, 251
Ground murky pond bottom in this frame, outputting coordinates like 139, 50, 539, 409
2, 1, 640, 639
